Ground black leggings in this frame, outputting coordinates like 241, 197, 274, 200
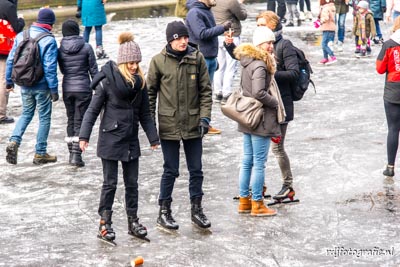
384, 100, 400, 165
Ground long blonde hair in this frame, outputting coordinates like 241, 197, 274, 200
118, 63, 146, 89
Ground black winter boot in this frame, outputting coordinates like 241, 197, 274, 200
383, 165, 395, 177
98, 210, 115, 242
128, 216, 147, 238
157, 200, 179, 230
191, 197, 211, 229
67, 143, 72, 164
70, 141, 85, 167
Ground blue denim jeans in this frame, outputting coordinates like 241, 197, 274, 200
239, 133, 271, 201
322, 31, 335, 59
335, 13, 346, 43
83, 25, 103, 47
374, 18, 382, 38
158, 138, 204, 204
10, 89, 52, 155
205, 57, 217, 84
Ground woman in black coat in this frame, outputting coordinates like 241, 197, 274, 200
79, 32, 159, 244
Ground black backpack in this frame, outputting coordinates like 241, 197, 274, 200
276, 39, 315, 101
11, 29, 53, 87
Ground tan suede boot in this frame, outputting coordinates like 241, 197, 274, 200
251, 200, 277, 217
238, 196, 251, 213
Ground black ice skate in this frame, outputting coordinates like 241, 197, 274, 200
191, 198, 211, 230
97, 210, 116, 246
128, 216, 150, 242
96, 46, 109, 60
268, 185, 300, 206
157, 201, 179, 234
383, 165, 395, 177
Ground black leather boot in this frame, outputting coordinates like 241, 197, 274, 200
98, 210, 115, 242
70, 141, 85, 167
157, 200, 179, 230
128, 216, 147, 238
191, 197, 211, 229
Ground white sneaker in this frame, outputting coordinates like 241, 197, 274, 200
305, 11, 313, 21
337, 41, 343, 52
299, 11, 305, 21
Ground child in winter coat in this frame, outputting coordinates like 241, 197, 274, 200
352, 0, 376, 56
79, 32, 160, 244
58, 19, 98, 167
318, 0, 337, 65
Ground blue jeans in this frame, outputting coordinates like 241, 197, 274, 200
83, 25, 103, 47
10, 89, 52, 155
239, 133, 271, 201
335, 13, 346, 43
205, 57, 217, 84
394, 10, 400, 21
158, 138, 204, 204
374, 18, 382, 38
322, 31, 335, 59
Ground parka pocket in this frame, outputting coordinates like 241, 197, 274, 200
158, 109, 176, 134
187, 67, 198, 90
188, 108, 200, 132
102, 120, 119, 133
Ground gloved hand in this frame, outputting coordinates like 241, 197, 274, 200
222, 20, 232, 31
271, 136, 282, 144
6, 83, 13, 89
382, 7, 387, 13
198, 118, 210, 138
76, 7, 82, 18
51, 93, 59, 102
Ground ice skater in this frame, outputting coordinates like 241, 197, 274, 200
79, 32, 159, 244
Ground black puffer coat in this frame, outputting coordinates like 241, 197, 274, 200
274, 30, 300, 122
58, 35, 98, 93
79, 61, 160, 161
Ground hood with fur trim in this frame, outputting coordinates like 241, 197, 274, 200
234, 43, 275, 74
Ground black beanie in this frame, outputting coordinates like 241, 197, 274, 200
166, 21, 189, 43
37, 8, 56, 25
62, 19, 80, 37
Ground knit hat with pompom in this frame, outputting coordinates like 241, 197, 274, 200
117, 32, 142, 65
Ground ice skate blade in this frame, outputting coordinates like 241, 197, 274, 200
156, 224, 179, 235
128, 232, 150, 242
267, 199, 300, 206
97, 235, 117, 246
191, 222, 212, 234
233, 194, 271, 200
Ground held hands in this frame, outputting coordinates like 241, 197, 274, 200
271, 136, 282, 144
198, 118, 210, 138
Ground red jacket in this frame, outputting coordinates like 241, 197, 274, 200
376, 31, 400, 103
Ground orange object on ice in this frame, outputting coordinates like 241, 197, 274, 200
131, 256, 144, 266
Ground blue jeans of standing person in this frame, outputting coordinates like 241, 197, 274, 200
9, 89, 52, 155
335, 13, 346, 43
394, 10, 400, 21
322, 31, 335, 59
83, 25, 103, 47
374, 18, 383, 39
99, 158, 139, 217
205, 57, 217, 84
158, 138, 204, 204
239, 133, 271, 201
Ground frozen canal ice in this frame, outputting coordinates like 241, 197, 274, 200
1, 2, 400, 266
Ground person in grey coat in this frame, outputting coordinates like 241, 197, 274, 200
58, 19, 98, 167
79, 32, 159, 244
234, 27, 281, 217
212, 0, 247, 103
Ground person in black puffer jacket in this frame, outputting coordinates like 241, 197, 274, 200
58, 19, 98, 167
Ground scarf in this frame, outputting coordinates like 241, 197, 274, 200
268, 78, 286, 123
